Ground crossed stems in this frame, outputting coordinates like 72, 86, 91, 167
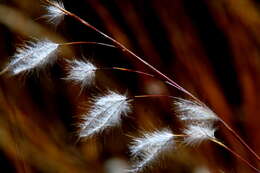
43, 0, 260, 170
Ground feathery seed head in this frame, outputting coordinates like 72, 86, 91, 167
9, 40, 59, 75
183, 124, 216, 146
129, 129, 175, 172
45, 1, 65, 24
65, 59, 97, 87
79, 91, 131, 138
174, 98, 219, 122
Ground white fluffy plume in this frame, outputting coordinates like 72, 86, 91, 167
183, 124, 216, 146
79, 91, 131, 138
65, 59, 97, 87
174, 98, 219, 122
129, 129, 175, 172
44, 1, 66, 24
8, 40, 59, 75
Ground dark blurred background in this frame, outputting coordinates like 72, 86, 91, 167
0, 0, 259, 172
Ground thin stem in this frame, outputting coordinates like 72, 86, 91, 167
134, 94, 174, 99
0, 66, 8, 75
99, 67, 181, 88
127, 94, 175, 102
219, 119, 260, 161
123, 94, 174, 101
173, 134, 187, 137
105, 67, 155, 78
210, 139, 260, 172
114, 94, 176, 102
59, 41, 116, 48
97, 67, 180, 88
43, 0, 260, 162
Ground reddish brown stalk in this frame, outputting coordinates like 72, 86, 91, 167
129, 94, 174, 102
134, 94, 174, 99
211, 139, 260, 172
219, 119, 260, 162
43, 0, 260, 163
94, 67, 155, 78
59, 41, 116, 48
98, 67, 182, 88
111, 67, 154, 78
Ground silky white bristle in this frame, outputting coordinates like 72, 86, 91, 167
45, 1, 65, 24
65, 59, 97, 87
79, 91, 131, 138
9, 40, 59, 75
129, 129, 175, 172
183, 124, 216, 146
174, 98, 219, 122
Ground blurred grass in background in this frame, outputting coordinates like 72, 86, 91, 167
0, 0, 259, 172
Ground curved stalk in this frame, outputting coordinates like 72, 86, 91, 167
59, 41, 116, 48
43, 0, 260, 163
96, 67, 177, 88
211, 139, 260, 172
219, 119, 260, 161
100, 67, 155, 78
128, 94, 175, 102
